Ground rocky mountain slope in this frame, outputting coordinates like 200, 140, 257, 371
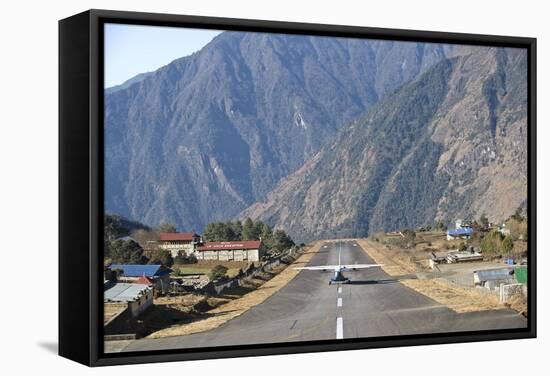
242, 46, 528, 242
105, 72, 153, 95
104, 31, 448, 231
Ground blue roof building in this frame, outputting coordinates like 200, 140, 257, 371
447, 227, 473, 240
447, 227, 473, 236
108, 264, 172, 278
473, 268, 517, 291
474, 268, 514, 282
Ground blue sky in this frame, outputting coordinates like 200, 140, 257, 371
104, 23, 223, 88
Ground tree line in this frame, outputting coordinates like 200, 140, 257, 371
203, 217, 295, 252
479, 207, 527, 258
106, 238, 197, 267
104, 215, 182, 266
104, 214, 296, 266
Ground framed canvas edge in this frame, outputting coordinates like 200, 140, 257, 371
59, 8, 537, 367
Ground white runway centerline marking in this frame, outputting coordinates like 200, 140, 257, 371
338, 287, 342, 294
336, 317, 344, 339
337, 297, 343, 307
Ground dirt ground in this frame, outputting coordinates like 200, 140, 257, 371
146, 241, 323, 338
356, 238, 505, 313
400, 278, 502, 313
506, 293, 528, 316
356, 238, 421, 276
104, 303, 127, 325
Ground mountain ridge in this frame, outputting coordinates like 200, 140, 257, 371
104, 31, 450, 232
241, 46, 527, 242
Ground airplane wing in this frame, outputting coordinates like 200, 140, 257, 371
340, 264, 383, 271
294, 264, 383, 271
294, 265, 338, 271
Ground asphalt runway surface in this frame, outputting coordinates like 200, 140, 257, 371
122, 240, 526, 352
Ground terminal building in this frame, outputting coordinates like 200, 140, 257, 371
196, 240, 265, 262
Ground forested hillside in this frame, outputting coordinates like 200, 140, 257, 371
242, 46, 527, 242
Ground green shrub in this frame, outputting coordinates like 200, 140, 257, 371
209, 265, 228, 281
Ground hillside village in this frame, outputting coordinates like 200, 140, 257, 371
103, 206, 528, 348
367, 207, 529, 315
103, 215, 300, 344
97, 28, 530, 354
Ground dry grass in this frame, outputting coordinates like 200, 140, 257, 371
153, 294, 220, 309
355, 238, 418, 275
401, 278, 502, 313
146, 241, 323, 338
413, 231, 450, 251
104, 303, 127, 324
133, 294, 229, 336
506, 292, 528, 317
357, 238, 504, 313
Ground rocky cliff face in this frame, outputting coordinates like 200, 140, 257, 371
242, 46, 527, 242
104, 31, 447, 231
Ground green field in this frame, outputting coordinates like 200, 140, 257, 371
175, 266, 242, 278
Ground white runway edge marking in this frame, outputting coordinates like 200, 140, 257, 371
336, 317, 344, 339
337, 297, 343, 307
338, 287, 342, 294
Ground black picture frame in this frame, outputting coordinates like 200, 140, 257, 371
59, 9, 537, 367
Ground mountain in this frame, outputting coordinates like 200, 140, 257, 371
104, 31, 449, 231
105, 72, 153, 95
242, 46, 527, 242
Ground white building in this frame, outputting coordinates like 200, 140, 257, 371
473, 268, 516, 292
157, 232, 201, 257
196, 240, 265, 262
104, 282, 153, 318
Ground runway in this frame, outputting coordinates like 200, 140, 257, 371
123, 240, 526, 352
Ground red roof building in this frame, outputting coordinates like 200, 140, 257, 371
157, 232, 201, 257
197, 240, 262, 251
159, 232, 198, 241
134, 276, 154, 285
197, 240, 264, 262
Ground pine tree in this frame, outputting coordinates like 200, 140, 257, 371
157, 222, 177, 233
147, 249, 174, 267
260, 222, 273, 248
501, 235, 514, 255
242, 218, 255, 240
110, 239, 144, 264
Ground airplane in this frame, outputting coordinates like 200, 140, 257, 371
294, 245, 383, 285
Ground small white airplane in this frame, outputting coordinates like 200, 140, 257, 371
295, 246, 383, 285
